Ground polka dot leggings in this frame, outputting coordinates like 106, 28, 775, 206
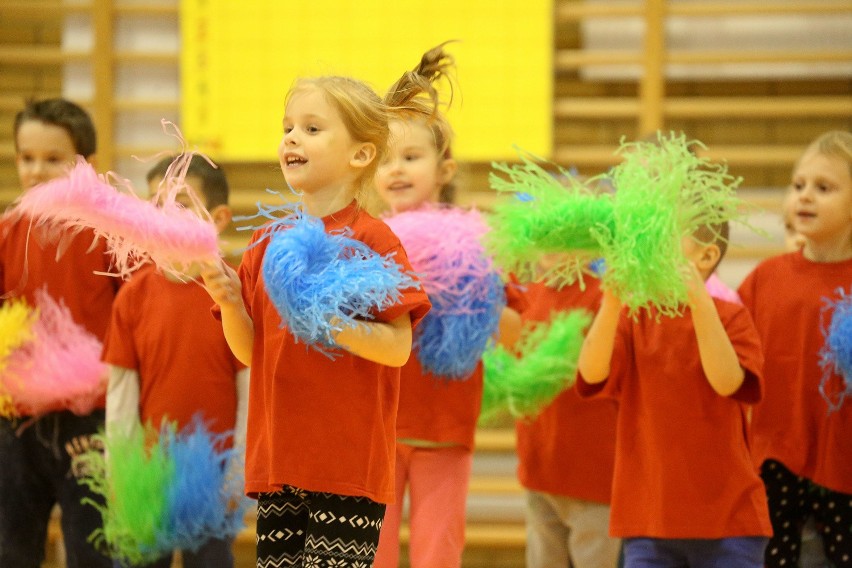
761, 459, 852, 567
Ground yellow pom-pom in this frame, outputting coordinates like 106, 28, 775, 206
0, 299, 37, 366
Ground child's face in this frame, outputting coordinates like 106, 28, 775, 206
278, 87, 362, 195
781, 191, 805, 251
789, 150, 852, 247
376, 120, 452, 212
15, 120, 80, 190
148, 174, 206, 215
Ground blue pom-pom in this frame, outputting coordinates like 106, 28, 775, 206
820, 288, 852, 411
415, 271, 506, 379
160, 418, 248, 552
261, 210, 419, 353
384, 207, 507, 380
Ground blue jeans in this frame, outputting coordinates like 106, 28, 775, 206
0, 410, 112, 568
623, 536, 768, 568
114, 537, 234, 568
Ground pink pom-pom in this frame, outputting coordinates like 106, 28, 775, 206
14, 157, 220, 278
705, 273, 741, 304
1, 289, 107, 416
384, 206, 497, 312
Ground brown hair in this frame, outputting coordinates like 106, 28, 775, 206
383, 41, 457, 203
14, 98, 96, 158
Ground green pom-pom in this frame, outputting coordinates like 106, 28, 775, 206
76, 426, 175, 565
480, 309, 592, 424
485, 154, 613, 286
601, 132, 745, 316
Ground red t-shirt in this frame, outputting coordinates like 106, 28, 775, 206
0, 213, 119, 413
239, 201, 431, 503
103, 265, 244, 442
515, 278, 617, 504
577, 299, 771, 539
739, 251, 852, 494
395, 281, 528, 450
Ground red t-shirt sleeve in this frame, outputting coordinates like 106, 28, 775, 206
102, 285, 139, 370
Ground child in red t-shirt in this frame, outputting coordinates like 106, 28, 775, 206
739, 130, 852, 567
103, 154, 247, 568
0, 99, 117, 568
370, 47, 525, 568
201, 59, 437, 566
577, 221, 771, 567
515, 274, 621, 568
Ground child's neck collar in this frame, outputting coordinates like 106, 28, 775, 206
802, 238, 852, 263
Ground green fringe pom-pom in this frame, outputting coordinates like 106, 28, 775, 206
601, 132, 746, 316
480, 309, 592, 425
485, 155, 614, 287
75, 426, 175, 566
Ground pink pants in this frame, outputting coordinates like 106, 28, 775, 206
373, 443, 473, 568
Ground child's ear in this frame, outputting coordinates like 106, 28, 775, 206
209, 205, 233, 235
350, 143, 377, 170
439, 158, 458, 185
697, 243, 721, 275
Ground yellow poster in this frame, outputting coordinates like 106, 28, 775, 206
180, 0, 552, 162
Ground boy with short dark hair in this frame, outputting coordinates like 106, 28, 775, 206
103, 154, 248, 568
0, 98, 117, 568
577, 221, 772, 567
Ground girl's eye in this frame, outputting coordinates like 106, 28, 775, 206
306, 125, 319, 133
791, 181, 804, 191
283, 126, 293, 134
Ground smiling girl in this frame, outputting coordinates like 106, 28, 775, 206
201, 58, 441, 567
739, 130, 852, 567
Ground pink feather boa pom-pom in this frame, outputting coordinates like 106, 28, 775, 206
15, 158, 220, 278
0, 289, 107, 417
383, 205, 497, 313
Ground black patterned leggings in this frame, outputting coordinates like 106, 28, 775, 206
255, 486, 386, 568
761, 460, 852, 567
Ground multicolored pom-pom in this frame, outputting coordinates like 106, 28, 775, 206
14, 154, 220, 279
0, 289, 107, 417
384, 207, 506, 379
75, 417, 247, 565
819, 287, 852, 411
480, 309, 592, 424
260, 210, 419, 352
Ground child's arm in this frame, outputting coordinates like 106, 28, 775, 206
496, 306, 522, 348
577, 288, 622, 384
687, 264, 745, 396
105, 365, 141, 440
201, 263, 254, 366
334, 313, 413, 367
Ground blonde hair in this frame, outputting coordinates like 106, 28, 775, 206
286, 77, 387, 203
284, 44, 454, 206
383, 42, 457, 203
797, 130, 852, 176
